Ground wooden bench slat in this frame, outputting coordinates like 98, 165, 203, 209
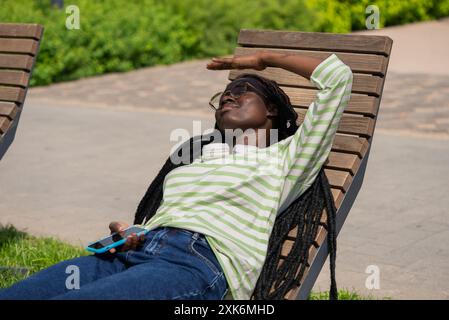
0, 23, 43, 160
0, 54, 34, 71
325, 151, 361, 175
0, 23, 44, 40
282, 87, 378, 117
0, 70, 29, 87
331, 188, 344, 210
0, 115, 11, 134
0, 86, 26, 104
0, 101, 19, 120
235, 47, 389, 76
324, 168, 352, 191
229, 68, 383, 96
296, 109, 375, 138
0, 39, 38, 55
238, 29, 393, 56
332, 134, 369, 158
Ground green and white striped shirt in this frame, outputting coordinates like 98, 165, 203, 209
139, 54, 353, 300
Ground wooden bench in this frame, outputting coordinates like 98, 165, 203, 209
0, 23, 44, 161
226, 29, 393, 300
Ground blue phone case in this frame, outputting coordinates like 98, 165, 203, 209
86, 227, 149, 254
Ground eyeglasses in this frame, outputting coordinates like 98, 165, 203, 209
208, 82, 269, 112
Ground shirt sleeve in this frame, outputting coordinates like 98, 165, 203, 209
276, 53, 353, 214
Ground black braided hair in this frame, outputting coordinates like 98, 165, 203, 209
133, 73, 338, 300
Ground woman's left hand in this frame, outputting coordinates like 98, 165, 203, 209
206, 50, 267, 71
108, 221, 145, 254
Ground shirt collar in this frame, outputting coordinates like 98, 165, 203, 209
200, 143, 259, 160
232, 144, 260, 154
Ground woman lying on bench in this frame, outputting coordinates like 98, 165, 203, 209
0, 50, 352, 300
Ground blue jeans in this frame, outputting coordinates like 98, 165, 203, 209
0, 227, 229, 300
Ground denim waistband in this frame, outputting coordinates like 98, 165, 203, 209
152, 226, 208, 243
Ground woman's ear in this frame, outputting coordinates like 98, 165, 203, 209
266, 103, 278, 118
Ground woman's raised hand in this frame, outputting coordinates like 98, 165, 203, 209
206, 50, 268, 71
108, 221, 145, 254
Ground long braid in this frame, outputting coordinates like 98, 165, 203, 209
133, 157, 174, 226
134, 73, 338, 300
133, 135, 211, 225
321, 168, 338, 300
251, 167, 337, 300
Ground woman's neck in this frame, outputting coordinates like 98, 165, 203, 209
233, 128, 272, 148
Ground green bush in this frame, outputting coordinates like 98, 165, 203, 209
340, 0, 449, 30
1, 0, 448, 86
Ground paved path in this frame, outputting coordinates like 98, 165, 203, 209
1, 19, 449, 299
356, 17, 449, 75
28, 60, 449, 141
28, 18, 449, 139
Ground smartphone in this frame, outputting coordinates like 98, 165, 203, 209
86, 226, 149, 254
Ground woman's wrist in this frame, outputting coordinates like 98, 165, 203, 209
258, 50, 322, 80
258, 50, 285, 68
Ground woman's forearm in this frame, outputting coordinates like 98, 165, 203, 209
259, 50, 324, 80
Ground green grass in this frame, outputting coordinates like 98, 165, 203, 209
0, 224, 88, 289
309, 288, 391, 300
0, 224, 391, 299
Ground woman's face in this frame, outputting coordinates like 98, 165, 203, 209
214, 82, 277, 132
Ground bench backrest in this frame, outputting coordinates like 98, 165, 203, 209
229, 29, 392, 299
0, 23, 44, 160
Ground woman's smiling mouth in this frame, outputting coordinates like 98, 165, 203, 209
220, 103, 239, 113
